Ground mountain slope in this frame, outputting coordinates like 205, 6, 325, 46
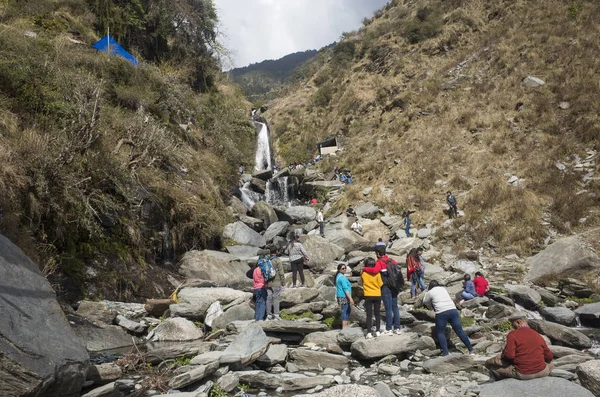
0, 0, 255, 301
267, 0, 600, 255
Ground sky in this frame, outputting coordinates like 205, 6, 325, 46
214, 0, 390, 69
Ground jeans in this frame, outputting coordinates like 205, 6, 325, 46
449, 205, 458, 218
340, 302, 351, 321
254, 288, 267, 321
461, 291, 476, 300
381, 286, 400, 330
435, 309, 472, 355
290, 259, 305, 286
405, 225, 411, 237
266, 286, 282, 316
319, 221, 324, 236
364, 296, 381, 333
410, 273, 426, 297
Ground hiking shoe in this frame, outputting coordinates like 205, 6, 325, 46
365, 333, 374, 339
382, 330, 393, 336
273, 314, 282, 320
375, 331, 381, 337
469, 351, 476, 356
394, 328, 404, 334
267, 315, 274, 321
299, 284, 305, 288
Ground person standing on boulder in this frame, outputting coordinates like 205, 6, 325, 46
287, 233, 309, 288
485, 312, 554, 380
423, 280, 473, 356
403, 211, 412, 237
361, 258, 383, 338
335, 263, 354, 329
253, 250, 269, 321
446, 191, 458, 218
317, 208, 325, 237
266, 245, 285, 320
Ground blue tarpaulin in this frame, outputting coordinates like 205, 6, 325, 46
92, 36, 139, 66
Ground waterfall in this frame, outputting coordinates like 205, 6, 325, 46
240, 181, 263, 209
254, 122, 271, 171
266, 177, 293, 207
162, 222, 173, 266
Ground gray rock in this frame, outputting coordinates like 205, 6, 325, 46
211, 302, 254, 330
550, 368, 577, 380
422, 354, 475, 374
168, 361, 219, 389
526, 236, 600, 282
230, 195, 247, 216
337, 327, 365, 345
73, 323, 133, 352
282, 375, 333, 391
387, 238, 422, 256
452, 260, 479, 275
529, 319, 591, 349
252, 169, 273, 181
539, 306, 577, 326
575, 302, 600, 327
285, 206, 317, 224
237, 370, 282, 389
239, 215, 264, 231
299, 235, 345, 270
189, 351, 223, 366
280, 287, 321, 307
577, 359, 600, 396
224, 245, 259, 260
486, 304, 517, 320
522, 76, 545, 88
114, 315, 147, 334
86, 363, 122, 386
144, 341, 216, 364
351, 333, 436, 360
147, 318, 203, 342
216, 372, 239, 393
554, 354, 593, 366
289, 349, 349, 371
223, 221, 266, 247
221, 325, 270, 368
256, 344, 288, 366
417, 229, 432, 239
479, 377, 594, 397
533, 286, 563, 307
355, 202, 381, 219
363, 187, 374, 196
264, 221, 290, 242
178, 250, 250, 288
171, 287, 251, 321
378, 364, 400, 375
549, 345, 590, 358
295, 385, 379, 397
80, 382, 123, 397
251, 201, 278, 229
250, 177, 266, 194
322, 216, 371, 253
301, 330, 340, 346
285, 301, 328, 316
505, 284, 542, 309
77, 301, 117, 325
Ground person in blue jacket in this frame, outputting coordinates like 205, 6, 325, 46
403, 211, 412, 238
460, 274, 478, 304
335, 263, 354, 329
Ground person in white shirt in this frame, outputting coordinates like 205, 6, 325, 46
317, 209, 325, 237
423, 280, 473, 356
351, 220, 363, 235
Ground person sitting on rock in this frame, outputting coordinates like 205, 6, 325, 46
346, 205, 357, 217
485, 312, 554, 380
459, 274, 478, 304
473, 271, 490, 297
351, 220, 363, 235
423, 280, 473, 356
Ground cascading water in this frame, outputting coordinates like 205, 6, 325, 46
240, 181, 263, 209
266, 177, 292, 207
254, 121, 271, 171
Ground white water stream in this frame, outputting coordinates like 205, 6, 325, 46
254, 122, 271, 172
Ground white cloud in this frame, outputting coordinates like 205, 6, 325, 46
214, 0, 390, 68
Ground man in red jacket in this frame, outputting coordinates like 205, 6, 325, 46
485, 312, 554, 379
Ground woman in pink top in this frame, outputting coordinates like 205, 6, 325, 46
253, 261, 267, 321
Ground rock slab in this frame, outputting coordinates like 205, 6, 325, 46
479, 377, 594, 397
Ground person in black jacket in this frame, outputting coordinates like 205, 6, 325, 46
446, 191, 458, 219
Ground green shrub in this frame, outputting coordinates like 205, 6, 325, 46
403, 7, 443, 44
460, 317, 475, 327
324, 315, 342, 329
313, 84, 333, 107
280, 311, 318, 321
495, 321, 513, 332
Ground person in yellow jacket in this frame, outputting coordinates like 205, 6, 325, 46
361, 257, 383, 338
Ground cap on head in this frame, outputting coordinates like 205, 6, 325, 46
508, 312, 527, 322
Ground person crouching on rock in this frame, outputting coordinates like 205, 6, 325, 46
361, 258, 383, 338
253, 250, 269, 321
485, 312, 554, 380
423, 280, 473, 356
335, 263, 354, 329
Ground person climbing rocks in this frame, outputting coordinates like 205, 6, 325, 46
346, 205, 357, 217
403, 211, 412, 238
406, 248, 426, 298
485, 312, 554, 380
317, 208, 325, 237
473, 271, 490, 297
459, 274, 477, 304
266, 245, 285, 320
446, 191, 458, 219
287, 233, 310, 288
362, 245, 402, 335
253, 250, 269, 321
335, 263, 354, 329
351, 219, 363, 235
361, 257, 382, 338
375, 238, 387, 248
423, 280, 474, 356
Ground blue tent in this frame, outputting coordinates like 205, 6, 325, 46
92, 36, 139, 66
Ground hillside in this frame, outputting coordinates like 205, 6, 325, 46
0, 0, 255, 301
267, 0, 600, 256
229, 48, 321, 102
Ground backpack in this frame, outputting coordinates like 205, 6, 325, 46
385, 258, 404, 290
257, 256, 277, 281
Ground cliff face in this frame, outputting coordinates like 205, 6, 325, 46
0, 0, 255, 301
267, 0, 600, 255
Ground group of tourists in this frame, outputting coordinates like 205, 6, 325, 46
333, 166, 353, 184
459, 271, 490, 304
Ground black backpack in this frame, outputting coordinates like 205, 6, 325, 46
385, 259, 404, 290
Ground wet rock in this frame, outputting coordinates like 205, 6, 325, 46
178, 250, 249, 288
504, 284, 542, 309
220, 325, 270, 368
539, 306, 577, 326
528, 319, 591, 349
147, 318, 203, 342
264, 221, 290, 242
77, 301, 117, 325
577, 359, 600, 396
252, 169, 273, 181
256, 344, 288, 366
223, 221, 266, 247
422, 354, 475, 374
479, 377, 594, 397
289, 349, 349, 371
351, 333, 436, 360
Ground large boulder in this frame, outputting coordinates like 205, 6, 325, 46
422, 354, 475, 374
178, 250, 249, 288
298, 235, 345, 270
264, 221, 290, 243
256, 344, 288, 367
577, 360, 600, 397
279, 288, 320, 308
539, 306, 577, 326
322, 216, 371, 253
0, 235, 89, 397
220, 325, 270, 368
72, 323, 134, 353
526, 236, 600, 282
223, 221, 266, 247
251, 201, 278, 229
171, 288, 251, 322
528, 319, 592, 349
574, 302, 600, 327
227, 320, 328, 335
504, 284, 542, 309
76, 301, 117, 325
479, 377, 594, 397
361, 218, 391, 244
147, 318, 203, 342
350, 333, 436, 360
387, 237, 422, 256
354, 202, 381, 219
289, 349, 349, 371
224, 245, 260, 260
285, 206, 317, 224
211, 302, 255, 330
